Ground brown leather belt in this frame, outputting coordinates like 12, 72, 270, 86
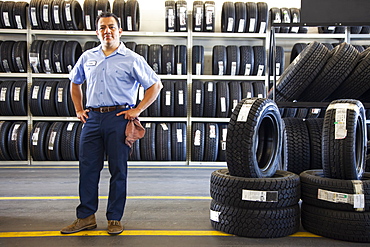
90, 105, 130, 113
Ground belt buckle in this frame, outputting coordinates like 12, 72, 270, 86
100, 107, 108, 113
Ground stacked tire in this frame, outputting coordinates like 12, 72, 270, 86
164, 0, 189, 32
210, 98, 301, 238
301, 99, 370, 243
0, 81, 27, 116
270, 7, 307, 33
0, 121, 27, 161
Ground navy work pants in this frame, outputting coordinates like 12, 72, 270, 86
76, 109, 130, 221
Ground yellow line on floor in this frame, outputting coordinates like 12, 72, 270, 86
0, 230, 320, 238
0, 196, 212, 200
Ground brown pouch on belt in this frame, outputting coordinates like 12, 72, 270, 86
125, 118, 145, 148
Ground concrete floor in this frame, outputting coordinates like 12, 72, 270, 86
0, 165, 368, 247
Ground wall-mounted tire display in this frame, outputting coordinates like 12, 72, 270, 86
0, 121, 27, 161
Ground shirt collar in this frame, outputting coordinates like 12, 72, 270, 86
92, 42, 127, 56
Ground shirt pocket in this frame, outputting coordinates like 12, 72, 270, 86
115, 69, 131, 81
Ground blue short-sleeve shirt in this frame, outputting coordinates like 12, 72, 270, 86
69, 42, 160, 108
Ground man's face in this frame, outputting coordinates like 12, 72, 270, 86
96, 17, 122, 46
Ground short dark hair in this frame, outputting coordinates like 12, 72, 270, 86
95, 12, 121, 30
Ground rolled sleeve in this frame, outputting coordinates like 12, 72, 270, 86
132, 56, 160, 90
69, 55, 86, 84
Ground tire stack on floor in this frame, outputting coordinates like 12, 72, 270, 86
300, 99, 370, 243
210, 98, 301, 238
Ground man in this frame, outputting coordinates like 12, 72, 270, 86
61, 12, 162, 235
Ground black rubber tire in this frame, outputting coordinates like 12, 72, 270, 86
282, 108, 297, 118
192, 80, 204, 117
175, 45, 187, 75
212, 46, 227, 75
8, 121, 27, 160
162, 45, 175, 75
246, 2, 257, 33
10, 81, 27, 116
62, 0, 83, 30
135, 44, 149, 61
29, 80, 45, 116
13, 2, 29, 29
252, 46, 265, 76
221, 2, 235, 33
40, 40, 55, 73
60, 121, 79, 160
140, 122, 156, 161
129, 139, 140, 161
239, 46, 254, 75
165, 0, 176, 32
234, 2, 246, 33
269, 7, 281, 33
282, 117, 311, 175
51, 0, 65, 30
52, 40, 66, 73
0, 81, 14, 116
300, 170, 370, 212
147, 92, 160, 117
203, 81, 217, 117
41, 80, 58, 116
218, 123, 228, 161
125, 0, 140, 31
322, 99, 367, 180
228, 81, 241, 117
40, 0, 54, 30
83, 0, 96, 30
148, 44, 162, 74
227, 98, 282, 178
191, 122, 205, 161
45, 121, 65, 161
256, 2, 268, 33
211, 169, 301, 209
301, 202, 370, 243
1, 1, 15, 28
156, 123, 171, 161
75, 122, 83, 158
0, 121, 12, 160
269, 41, 330, 102
204, 1, 215, 32
305, 118, 324, 169
226, 45, 240, 75
29, 0, 42, 29
210, 200, 300, 238
0, 41, 15, 73
64, 41, 82, 73
174, 80, 187, 117
12, 41, 27, 73
216, 81, 229, 118
160, 80, 174, 117
299, 43, 360, 102
279, 8, 291, 33
55, 80, 72, 116
171, 122, 186, 161
192, 1, 204, 32
112, 0, 125, 29
192, 45, 204, 75
290, 43, 308, 63
252, 81, 266, 98
125, 41, 136, 51
295, 108, 308, 118
203, 123, 219, 161
289, 8, 300, 33
241, 81, 254, 99
96, 0, 111, 18
270, 46, 284, 76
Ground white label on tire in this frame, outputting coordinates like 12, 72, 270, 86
209, 125, 216, 138
44, 59, 51, 73
220, 97, 226, 112
257, 65, 264, 76
58, 88, 63, 102
67, 122, 75, 131
44, 86, 52, 100
161, 123, 169, 131
247, 92, 252, 98
15, 15, 22, 29
55, 61, 62, 73
145, 123, 151, 128
242, 190, 278, 202
227, 17, 234, 32
318, 189, 350, 204
14, 87, 21, 102
165, 91, 171, 106
127, 16, 132, 30
65, 4, 72, 22
32, 127, 40, 145
206, 6, 214, 25
221, 141, 226, 150
311, 108, 321, 115
238, 19, 245, 32
276, 63, 281, 76
85, 15, 91, 30
231, 62, 237, 76
179, 7, 186, 29
258, 94, 263, 98
244, 64, 251, 75
54, 6, 60, 24
237, 102, 252, 122
218, 61, 224, 75
353, 180, 365, 211
3, 12, 10, 27
48, 131, 57, 150
11, 124, 20, 141
259, 21, 266, 33
43, 5, 49, 22
176, 129, 183, 143
248, 18, 256, 32
232, 99, 238, 112
291, 26, 299, 33
207, 82, 213, 92
196, 63, 202, 75
194, 130, 201, 146
222, 128, 227, 141
139, 86, 145, 101
31, 7, 38, 26
0, 88, 6, 101
168, 9, 175, 29
178, 90, 184, 105
195, 89, 201, 104
195, 7, 202, 26
16, 57, 24, 72
177, 63, 182, 75
210, 210, 220, 222
334, 108, 347, 139
32, 86, 39, 99
328, 26, 335, 31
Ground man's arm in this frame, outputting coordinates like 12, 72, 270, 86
70, 82, 89, 123
117, 81, 163, 120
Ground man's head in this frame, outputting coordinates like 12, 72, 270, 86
95, 12, 122, 47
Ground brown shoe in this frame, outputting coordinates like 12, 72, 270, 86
107, 220, 123, 234
60, 214, 97, 234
